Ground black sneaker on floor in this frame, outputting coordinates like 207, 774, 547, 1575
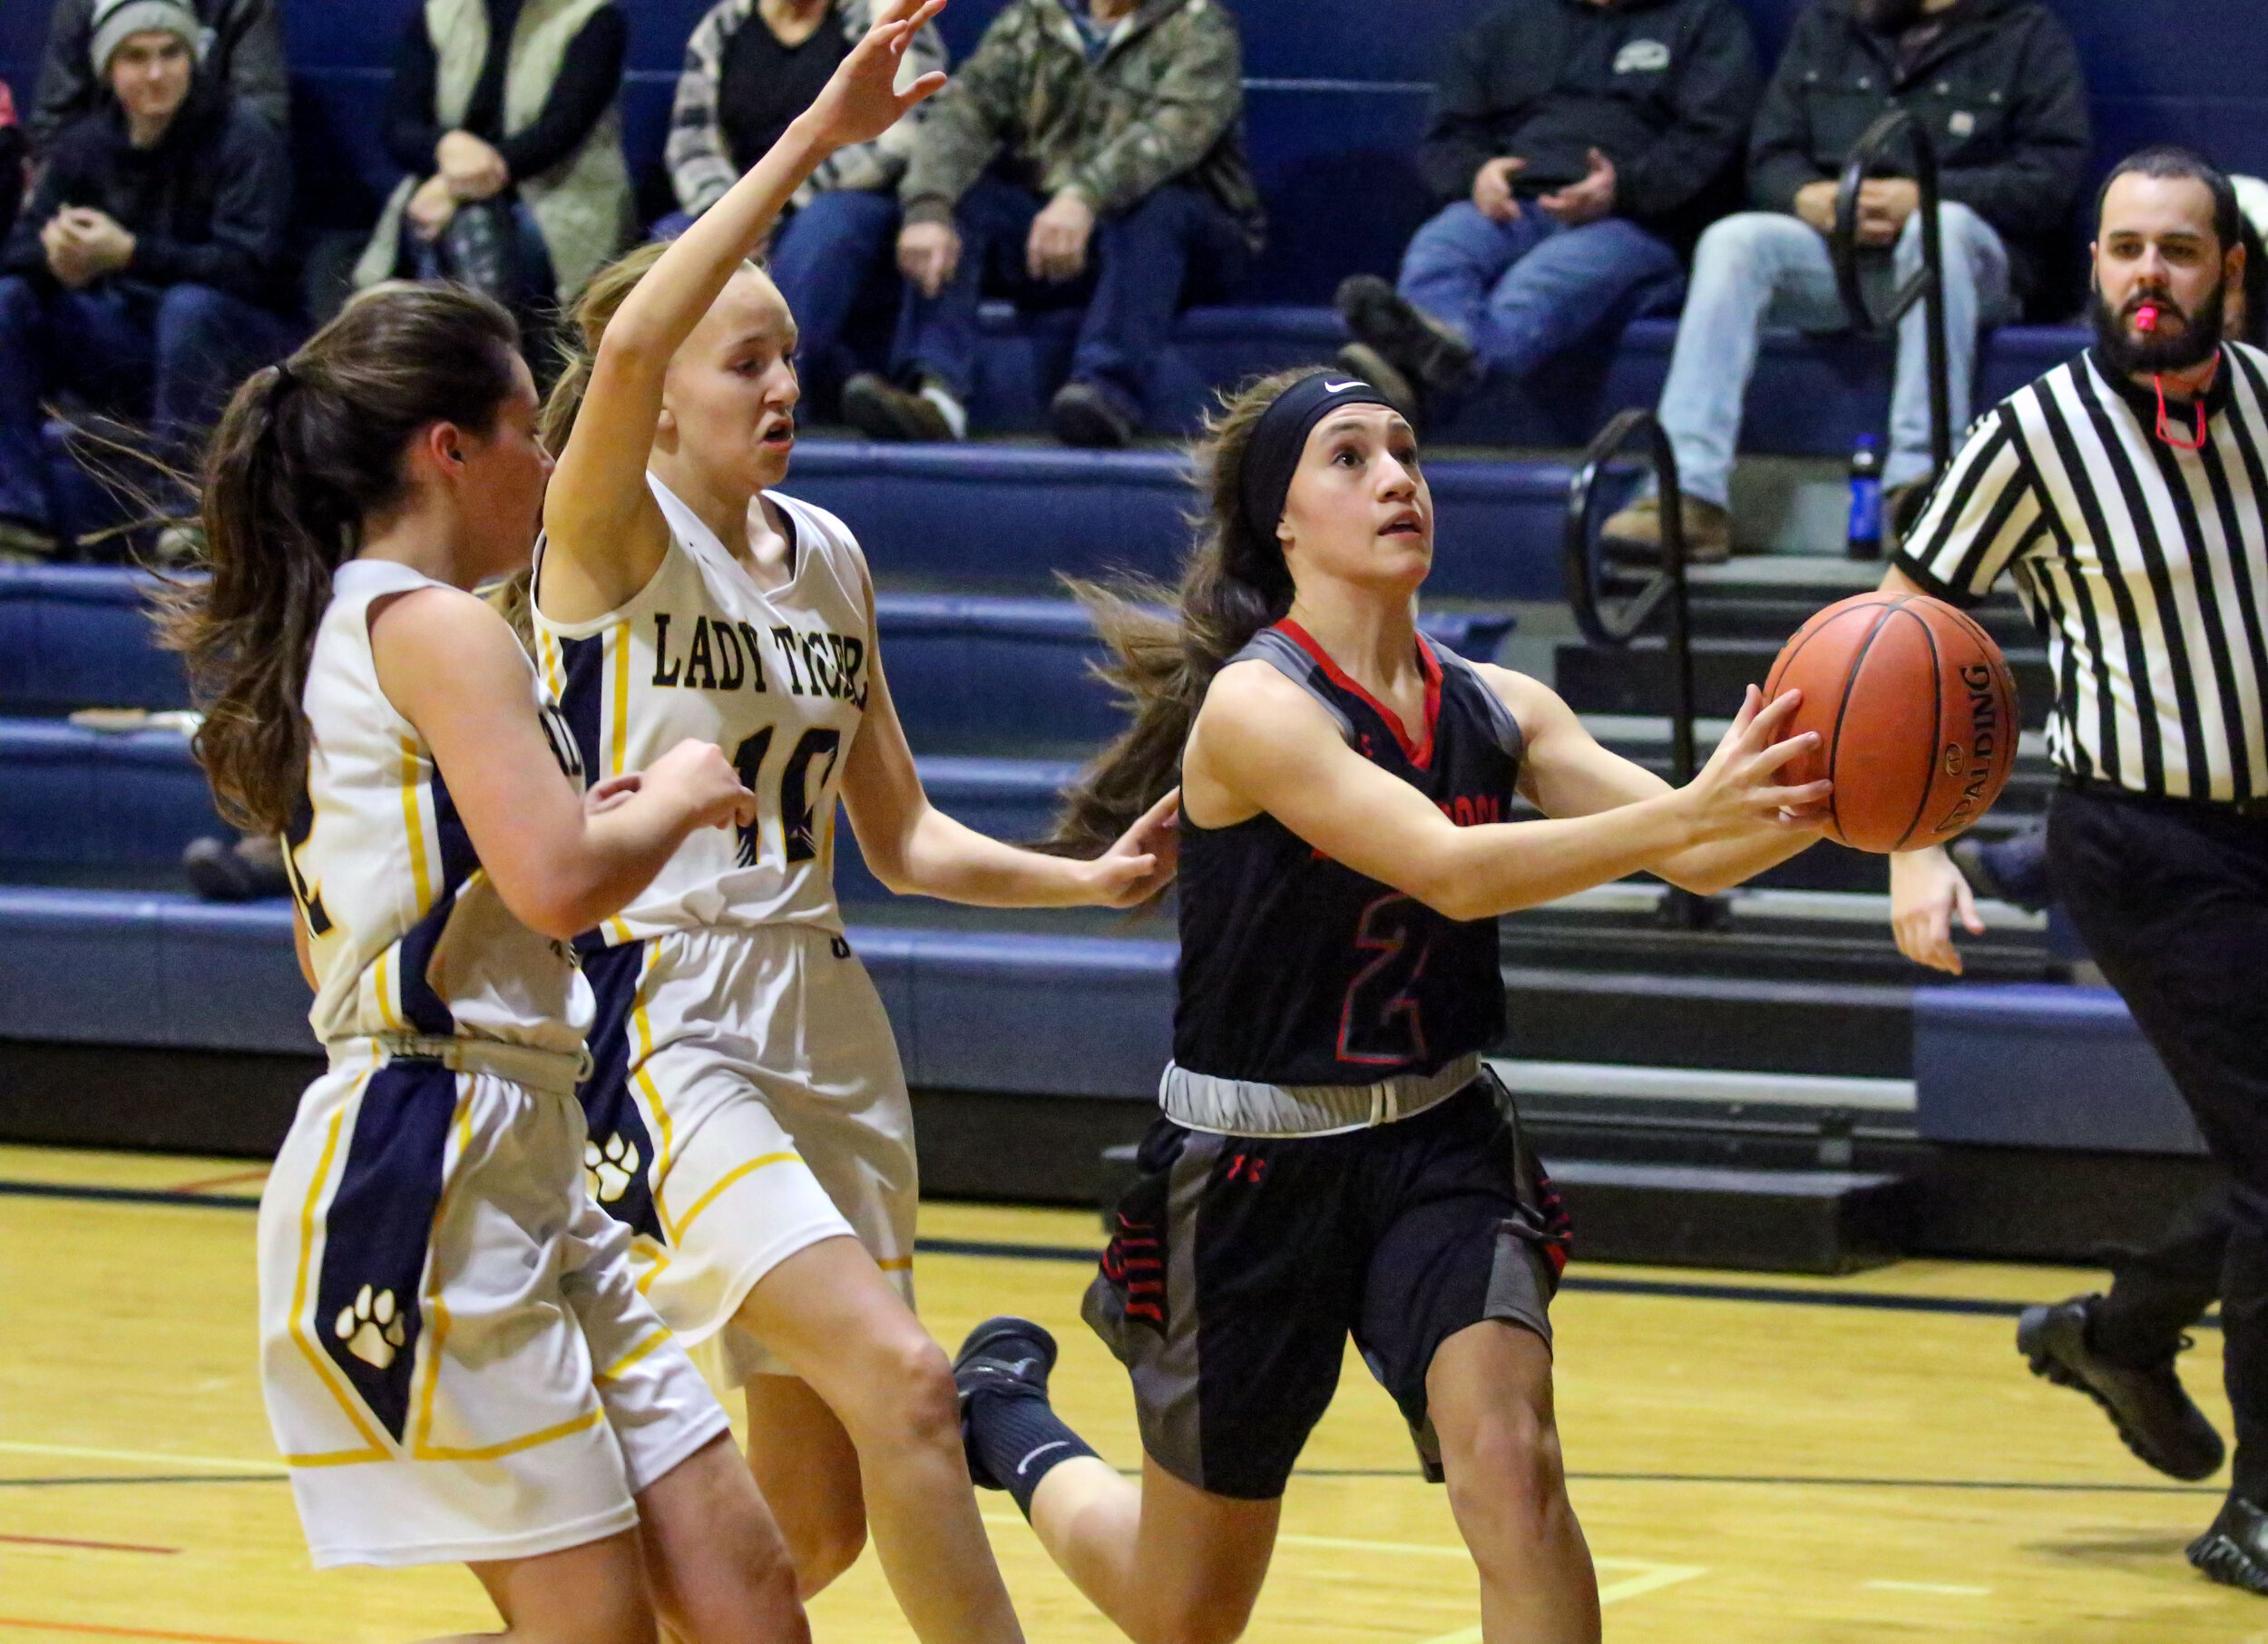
2190, 1493, 2268, 1594
1048, 380, 1139, 449
2018, 1296, 2224, 1481
842, 371, 956, 442
1334, 273, 1475, 392
952, 1316, 1060, 1490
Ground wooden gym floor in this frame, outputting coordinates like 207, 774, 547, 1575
4, 1142, 2264, 1643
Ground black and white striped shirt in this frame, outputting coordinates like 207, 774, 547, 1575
1895, 342, 2268, 803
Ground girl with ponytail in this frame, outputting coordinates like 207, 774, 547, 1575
526, 5, 1173, 1640
178, 284, 814, 1641
952, 368, 1834, 1644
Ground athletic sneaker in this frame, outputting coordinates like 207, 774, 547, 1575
1049, 379, 1139, 449
1334, 274, 1475, 393
2190, 1493, 2268, 1594
2018, 1295, 2224, 1481
952, 1316, 1061, 1491
842, 372, 963, 443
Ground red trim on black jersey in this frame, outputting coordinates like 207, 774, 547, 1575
1273, 619, 1442, 769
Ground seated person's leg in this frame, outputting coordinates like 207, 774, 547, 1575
0, 276, 60, 553
1476, 217, 1685, 383
1886, 202, 2013, 498
1054, 183, 1244, 448
767, 189, 902, 385
1603, 211, 1840, 562
150, 283, 301, 464
848, 176, 1043, 442
1336, 202, 1531, 408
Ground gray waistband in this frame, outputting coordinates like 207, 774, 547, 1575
1158, 1052, 1484, 1137
330, 1034, 592, 1099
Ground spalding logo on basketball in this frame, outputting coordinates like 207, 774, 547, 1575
1762, 592, 2019, 855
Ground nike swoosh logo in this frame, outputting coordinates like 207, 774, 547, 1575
1324, 380, 1369, 394
1016, 1439, 1072, 1475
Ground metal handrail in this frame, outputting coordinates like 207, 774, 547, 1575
1562, 408, 1724, 930
1564, 407, 1699, 784
1832, 107, 1953, 477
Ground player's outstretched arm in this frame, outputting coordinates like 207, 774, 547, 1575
1188, 662, 1827, 921
838, 634, 1177, 908
1495, 667, 1829, 894
370, 587, 758, 940
541, 0, 947, 609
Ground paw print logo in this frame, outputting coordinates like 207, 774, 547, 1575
336, 1284, 407, 1371
585, 1133, 641, 1204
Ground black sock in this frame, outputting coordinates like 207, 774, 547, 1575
966, 1387, 1098, 1518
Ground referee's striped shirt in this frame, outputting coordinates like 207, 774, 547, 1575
1894, 341, 2268, 803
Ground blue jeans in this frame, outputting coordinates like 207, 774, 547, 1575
893, 175, 1249, 409
0, 275, 300, 531
657, 188, 901, 377
1398, 201, 1685, 383
1655, 203, 2018, 505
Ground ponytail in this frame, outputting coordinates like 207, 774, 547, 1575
1047, 368, 1314, 857
159, 284, 523, 835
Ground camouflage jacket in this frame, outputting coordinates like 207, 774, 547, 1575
900, 0, 1263, 251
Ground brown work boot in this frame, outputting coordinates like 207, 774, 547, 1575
1598, 494, 1733, 566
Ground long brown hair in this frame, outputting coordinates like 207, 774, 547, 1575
1048, 368, 1318, 856
537, 238, 672, 455
160, 284, 524, 834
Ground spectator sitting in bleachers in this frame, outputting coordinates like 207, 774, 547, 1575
1602, 0, 2089, 563
25, 0, 284, 152
354, 0, 631, 335
1334, 0, 1763, 427
0, 0, 294, 563
660, 0, 945, 408
842, 0, 1264, 449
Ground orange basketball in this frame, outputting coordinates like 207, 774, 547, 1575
1761, 592, 2020, 854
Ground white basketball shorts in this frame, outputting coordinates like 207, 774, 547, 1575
575, 923, 916, 1385
258, 1047, 728, 1568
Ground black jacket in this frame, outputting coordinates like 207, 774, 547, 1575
28, 0, 287, 152
385, 0, 628, 185
3, 83, 292, 308
1418, 0, 1761, 244
1749, 0, 2089, 295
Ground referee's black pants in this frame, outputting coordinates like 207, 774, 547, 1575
2050, 786, 2268, 1498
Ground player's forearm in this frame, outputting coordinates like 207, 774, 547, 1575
1652, 827, 1820, 896
869, 805, 1103, 906
1420, 792, 1703, 920
498, 801, 703, 939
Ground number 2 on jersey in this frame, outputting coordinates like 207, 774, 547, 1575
731, 727, 844, 868
1336, 893, 1432, 1066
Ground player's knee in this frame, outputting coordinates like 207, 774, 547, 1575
1135, 1588, 1258, 1644
785, 1504, 865, 1597
843, 1330, 961, 1451
1442, 1404, 1569, 1547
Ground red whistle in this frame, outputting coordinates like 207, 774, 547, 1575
2136, 303, 2161, 332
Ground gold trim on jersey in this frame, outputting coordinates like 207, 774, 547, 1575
397, 737, 435, 916
629, 944, 679, 1237
284, 1081, 391, 1467
413, 1405, 606, 1463
672, 1151, 802, 1241
605, 620, 634, 944
591, 1327, 672, 1385
409, 1081, 476, 1456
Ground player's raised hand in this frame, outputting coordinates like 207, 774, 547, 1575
640, 739, 761, 832
801, 0, 949, 152
1682, 684, 1832, 841
1084, 788, 1181, 907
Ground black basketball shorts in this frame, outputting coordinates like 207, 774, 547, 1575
1082, 1072, 1570, 1502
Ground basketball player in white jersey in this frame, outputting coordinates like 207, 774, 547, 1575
170, 283, 811, 1641
532, 5, 1176, 1639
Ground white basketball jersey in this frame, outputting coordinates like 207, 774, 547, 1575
288, 559, 593, 1057
531, 476, 870, 943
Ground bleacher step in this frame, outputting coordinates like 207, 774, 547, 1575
1541, 1160, 1914, 1274
1554, 634, 2055, 726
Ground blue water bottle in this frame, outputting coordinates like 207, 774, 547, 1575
1847, 433, 1883, 561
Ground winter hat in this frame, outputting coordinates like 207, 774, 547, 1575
89, 0, 205, 75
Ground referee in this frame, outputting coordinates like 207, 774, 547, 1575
1883, 145, 2268, 1592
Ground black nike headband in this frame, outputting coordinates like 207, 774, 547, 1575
1238, 371, 1398, 559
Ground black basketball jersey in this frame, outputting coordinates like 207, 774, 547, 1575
1174, 621, 1525, 1088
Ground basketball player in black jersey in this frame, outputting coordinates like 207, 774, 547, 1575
947, 368, 1831, 1644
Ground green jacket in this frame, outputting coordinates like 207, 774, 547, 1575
900, 0, 1263, 252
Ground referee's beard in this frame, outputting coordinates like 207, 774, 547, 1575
2092, 279, 2227, 377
